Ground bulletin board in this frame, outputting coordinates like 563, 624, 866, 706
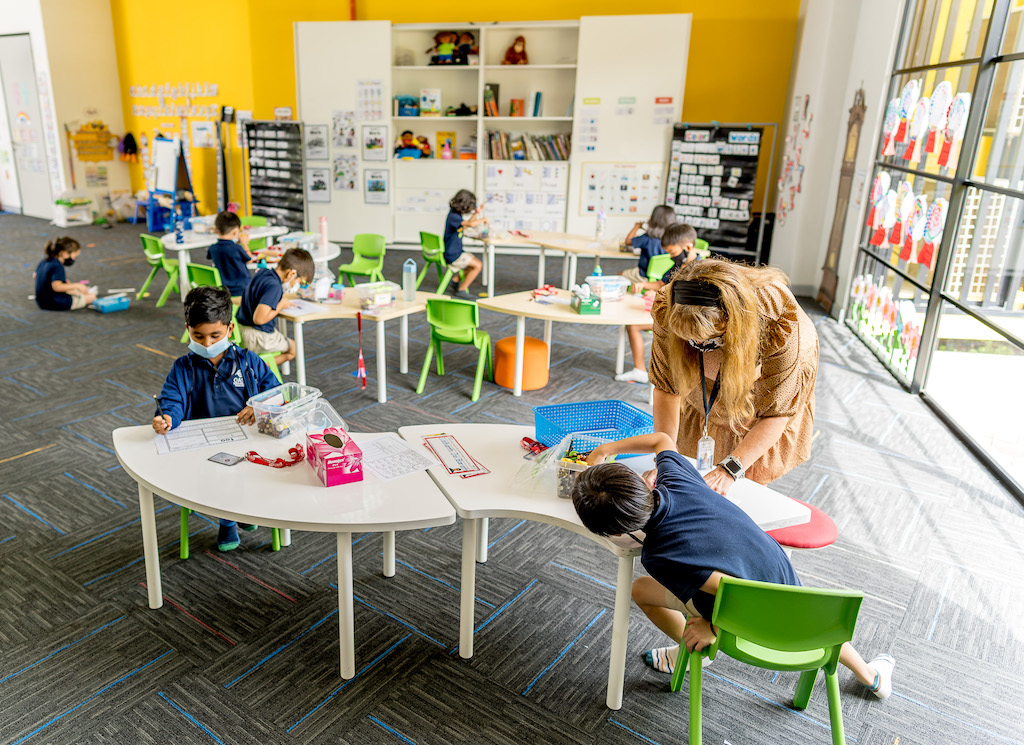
578, 162, 665, 217
485, 161, 568, 233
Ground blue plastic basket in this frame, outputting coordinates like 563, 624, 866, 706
533, 399, 654, 448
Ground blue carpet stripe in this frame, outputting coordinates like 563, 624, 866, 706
3, 376, 45, 396
449, 578, 540, 654
287, 635, 410, 733
0, 615, 127, 685
63, 472, 127, 508
926, 572, 953, 641
299, 533, 371, 575
353, 594, 446, 647
36, 347, 68, 360
392, 558, 495, 609
157, 692, 225, 744
892, 692, 1024, 745
83, 533, 198, 587
704, 669, 835, 733
608, 719, 662, 745
0, 534, 14, 546
61, 427, 116, 456
549, 376, 592, 401
51, 504, 174, 559
224, 610, 339, 688
522, 608, 606, 694
103, 378, 154, 400
12, 395, 104, 422
450, 390, 500, 415
367, 715, 417, 744
549, 561, 615, 590
51, 353, 127, 373
9, 648, 174, 745
2, 494, 66, 535
487, 519, 527, 549
804, 474, 829, 503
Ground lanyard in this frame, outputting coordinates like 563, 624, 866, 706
245, 444, 305, 468
698, 351, 722, 438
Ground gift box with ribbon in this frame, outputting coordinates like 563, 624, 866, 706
306, 426, 363, 486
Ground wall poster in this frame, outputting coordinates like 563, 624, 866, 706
362, 125, 387, 161
305, 166, 330, 203
364, 168, 389, 204
304, 124, 328, 160
579, 162, 665, 216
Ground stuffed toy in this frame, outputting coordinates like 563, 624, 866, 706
394, 130, 430, 159
427, 31, 459, 64
456, 32, 478, 65
502, 35, 528, 65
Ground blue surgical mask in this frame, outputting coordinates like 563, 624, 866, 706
189, 337, 232, 359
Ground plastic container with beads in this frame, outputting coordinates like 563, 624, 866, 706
355, 280, 400, 314
585, 275, 630, 302
552, 433, 609, 499
248, 383, 322, 439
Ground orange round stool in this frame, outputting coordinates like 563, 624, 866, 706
493, 336, 549, 391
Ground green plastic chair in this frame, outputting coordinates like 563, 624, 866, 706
671, 577, 863, 745
137, 234, 181, 308
179, 509, 283, 559
645, 253, 675, 282
241, 215, 268, 252
694, 237, 711, 259
187, 263, 223, 289
416, 297, 492, 401
416, 231, 460, 293
337, 233, 386, 285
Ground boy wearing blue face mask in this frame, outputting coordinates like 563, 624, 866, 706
153, 285, 281, 551
236, 247, 315, 366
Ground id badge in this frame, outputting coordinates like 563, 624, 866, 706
696, 436, 715, 472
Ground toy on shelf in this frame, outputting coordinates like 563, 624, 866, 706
445, 102, 477, 117
502, 35, 528, 65
395, 95, 419, 117
394, 130, 432, 159
456, 32, 478, 65
427, 31, 458, 64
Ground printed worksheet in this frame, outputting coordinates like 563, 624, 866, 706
283, 299, 323, 317
359, 435, 436, 481
155, 417, 250, 455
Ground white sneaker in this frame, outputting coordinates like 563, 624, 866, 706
615, 367, 649, 384
866, 654, 895, 700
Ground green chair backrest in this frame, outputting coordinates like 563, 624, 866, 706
712, 577, 862, 661
188, 264, 223, 289
140, 234, 164, 264
426, 297, 479, 344
694, 238, 711, 258
646, 253, 675, 282
353, 233, 386, 259
229, 304, 244, 345
240, 215, 267, 227
420, 231, 444, 263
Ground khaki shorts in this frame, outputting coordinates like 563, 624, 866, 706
70, 294, 91, 310
239, 324, 290, 355
449, 252, 475, 271
621, 266, 647, 285
665, 589, 704, 618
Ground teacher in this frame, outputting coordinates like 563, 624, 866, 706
648, 258, 818, 495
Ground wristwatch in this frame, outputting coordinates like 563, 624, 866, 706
716, 455, 745, 481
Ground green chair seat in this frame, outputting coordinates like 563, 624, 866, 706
416, 297, 492, 401
416, 231, 460, 294
337, 233, 386, 286
137, 233, 181, 308
645, 253, 675, 282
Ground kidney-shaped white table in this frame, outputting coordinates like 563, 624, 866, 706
398, 423, 810, 710
113, 422, 456, 678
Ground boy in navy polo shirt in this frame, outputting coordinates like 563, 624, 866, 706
154, 286, 281, 551
207, 211, 257, 296
235, 248, 314, 366
571, 432, 896, 700
443, 189, 487, 301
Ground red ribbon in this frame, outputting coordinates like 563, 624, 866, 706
900, 235, 914, 261
356, 312, 367, 390
895, 120, 908, 142
882, 134, 896, 156
918, 241, 936, 269
867, 206, 876, 227
938, 138, 953, 167
888, 222, 903, 246
924, 129, 937, 153
870, 227, 887, 246
245, 444, 305, 468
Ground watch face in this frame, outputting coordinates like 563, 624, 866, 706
722, 458, 742, 476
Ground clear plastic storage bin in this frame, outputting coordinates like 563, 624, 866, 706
355, 281, 400, 313
585, 275, 630, 302
248, 383, 322, 438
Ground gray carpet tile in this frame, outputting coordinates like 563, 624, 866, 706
2, 213, 1024, 744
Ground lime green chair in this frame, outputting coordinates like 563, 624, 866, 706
645, 253, 675, 282
416, 231, 460, 294
694, 237, 711, 259
416, 297, 492, 401
187, 263, 223, 289
337, 233, 386, 285
179, 509, 283, 559
137, 234, 181, 308
241, 215, 268, 252
672, 577, 863, 745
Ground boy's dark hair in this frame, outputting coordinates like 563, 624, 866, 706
44, 236, 81, 259
215, 211, 242, 236
662, 223, 697, 249
184, 285, 233, 327
645, 205, 677, 240
279, 248, 315, 283
571, 463, 655, 536
450, 189, 477, 214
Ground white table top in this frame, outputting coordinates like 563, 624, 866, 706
113, 422, 456, 533
398, 423, 809, 556
491, 230, 630, 260
279, 289, 438, 324
477, 288, 653, 325
161, 225, 288, 250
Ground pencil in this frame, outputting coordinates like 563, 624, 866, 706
153, 395, 166, 419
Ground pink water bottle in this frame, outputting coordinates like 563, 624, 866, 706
318, 216, 329, 259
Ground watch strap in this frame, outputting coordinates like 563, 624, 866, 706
717, 455, 745, 480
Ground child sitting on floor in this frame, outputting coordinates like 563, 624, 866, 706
443, 189, 487, 301
235, 248, 314, 366
207, 211, 257, 297
571, 431, 896, 697
153, 286, 281, 551
615, 223, 698, 384
33, 236, 97, 311
620, 204, 677, 286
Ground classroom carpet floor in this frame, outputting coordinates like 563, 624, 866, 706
1, 215, 1023, 745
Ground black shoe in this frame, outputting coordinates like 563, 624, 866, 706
452, 290, 476, 301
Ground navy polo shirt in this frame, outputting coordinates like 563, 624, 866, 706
35, 258, 72, 311
641, 451, 801, 619
236, 268, 283, 333
443, 210, 465, 264
207, 239, 251, 296
632, 234, 665, 275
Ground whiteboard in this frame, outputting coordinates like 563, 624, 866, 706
151, 137, 178, 194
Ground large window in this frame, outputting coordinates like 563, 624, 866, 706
850, 0, 1024, 499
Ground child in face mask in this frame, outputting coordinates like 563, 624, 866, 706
235, 248, 315, 366
34, 236, 97, 311
153, 286, 281, 551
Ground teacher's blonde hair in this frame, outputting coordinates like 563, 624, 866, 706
664, 259, 791, 433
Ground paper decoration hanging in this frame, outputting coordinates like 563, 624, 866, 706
889, 181, 914, 245
867, 171, 891, 227
895, 80, 921, 142
917, 197, 948, 268
901, 194, 928, 261
882, 98, 900, 156
870, 188, 897, 246
926, 81, 952, 154
905, 97, 929, 163
938, 93, 970, 168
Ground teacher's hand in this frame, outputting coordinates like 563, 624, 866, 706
703, 467, 735, 496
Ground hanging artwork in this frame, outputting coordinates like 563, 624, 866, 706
904, 96, 929, 163
305, 166, 330, 203
917, 198, 948, 268
889, 181, 914, 245
776, 96, 812, 226
925, 82, 952, 153
362, 125, 387, 161
364, 168, 389, 204
938, 93, 970, 168
333, 155, 358, 191
869, 188, 897, 246
881, 98, 900, 156
894, 80, 921, 142
332, 110, 356, 149
866, 171, 891, 227
304, 124, 329, 160
900, 194, 928, 261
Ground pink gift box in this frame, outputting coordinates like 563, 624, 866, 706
306, 427, 363, 486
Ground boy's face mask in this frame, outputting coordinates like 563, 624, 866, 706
189, 336, 232, 359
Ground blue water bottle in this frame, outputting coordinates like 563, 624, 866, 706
173, 207, 184, 244
403, 258, 417, 302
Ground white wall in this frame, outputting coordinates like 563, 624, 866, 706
768, 0, 902, 307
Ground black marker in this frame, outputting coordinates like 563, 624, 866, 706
153, 395, 168, 428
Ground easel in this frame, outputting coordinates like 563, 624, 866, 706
147, 136, 198, 233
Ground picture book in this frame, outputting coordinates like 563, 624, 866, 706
436, 131, 456, 155
420, 88, 442, 116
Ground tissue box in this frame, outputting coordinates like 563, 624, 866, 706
570, 294, 601, 315
91, 296, 129, 313
306, 426, 363, 486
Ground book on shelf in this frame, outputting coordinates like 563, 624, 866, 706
436, 130, 456, 155
420, 88, 442, 115
510, 98, 525, 117
483, 83, 500, 117
486, 131, 571, 160
531, 91, 543, 117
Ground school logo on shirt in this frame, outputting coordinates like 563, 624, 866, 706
232, 369, 245, 388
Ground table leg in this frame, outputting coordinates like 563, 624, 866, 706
281, 529, 292, 547
476, 517, 489, 563
513, 317, 525, 397
383, 531, 396, 577
294, 320, 306, 385
486, 243, 495, 298
337, 532, 355, 678
460, 518, 479, 659
543, 320, 553, 367
177, 248, 189, 303
606, 554, 635, 710
561, 253, 570, 289
537, 247, 546, 287
279, 318, 290, 376
376, 320, 387, 403
139, 486, 162, 609
569, 254, 579, 286
616, 325, 626, 376
400, 316, 409, 374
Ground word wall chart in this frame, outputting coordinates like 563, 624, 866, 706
579, 162, 665, 216
485, 162, 569, 233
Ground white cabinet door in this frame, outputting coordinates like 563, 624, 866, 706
0, 34, 52, 218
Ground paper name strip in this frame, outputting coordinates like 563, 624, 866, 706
155, 417, 250, 454
423, 434, 490, 478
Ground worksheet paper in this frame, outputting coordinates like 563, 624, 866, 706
155, 418, 250, 455
283, 299, 322, 317
359, 436, 436, 481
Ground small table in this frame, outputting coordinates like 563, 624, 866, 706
476, 289, 653, 396
278, 291, 438, 404
397, 423, 811, 710
113, 423, 456, 679
161, 226, 289, 301
489, 231, 635, 289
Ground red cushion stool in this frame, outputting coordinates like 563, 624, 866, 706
767, 499, 837, 549
493, 336, 549, 391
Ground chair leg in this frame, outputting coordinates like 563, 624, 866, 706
438, 268, 454, 294
416, 265, 429, 289
416, 341, 435, 393
793, 669, 818, 710
472, 343, 487, 401
179, 507, 191, 560
689, 649, 703, 745
435, 339, 445, 376
824, 670, 846, 745
271, 528, 281, 551
485, 340, 493, 380
137, 267, 160, 299
156, 271, 178, 308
